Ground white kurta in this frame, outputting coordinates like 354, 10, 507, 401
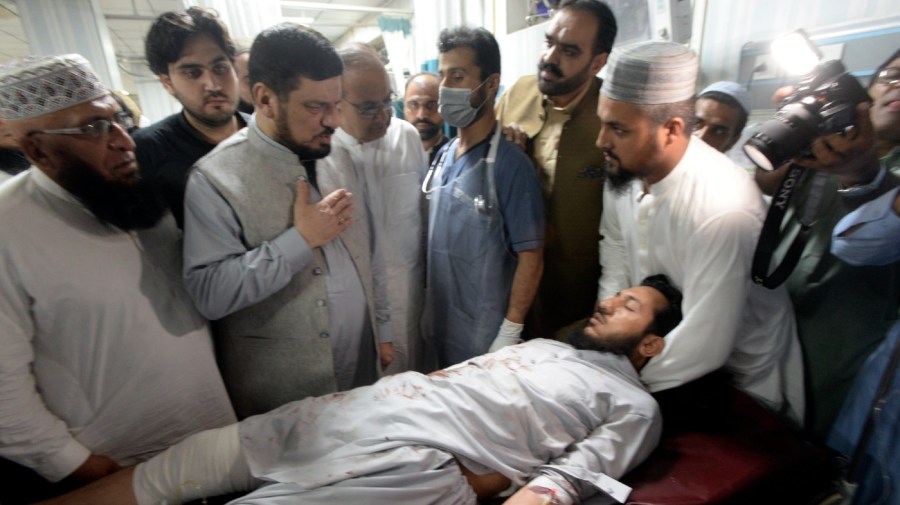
0, 169, 236, 482
319, 119, 428, 373
599, 137, 803, 416
235, 339, 660, 505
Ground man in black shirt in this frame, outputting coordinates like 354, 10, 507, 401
134, 7, 248, 228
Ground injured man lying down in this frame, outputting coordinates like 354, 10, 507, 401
43, 275, 683, 505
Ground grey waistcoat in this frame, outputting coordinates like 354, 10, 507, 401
197, 126, 378, 418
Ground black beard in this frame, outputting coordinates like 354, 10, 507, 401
604, 159, 638, 196
183, 102, 235, 129
275, 105, 333, 159
414, 120, 440, 141
568, 326, 642, 357
56, 158, 168, 231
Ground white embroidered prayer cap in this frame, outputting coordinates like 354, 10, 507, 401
600, 41, 699, 105
0, 54, 107, 120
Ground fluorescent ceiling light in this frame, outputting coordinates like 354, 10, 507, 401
771, 30, 821, 76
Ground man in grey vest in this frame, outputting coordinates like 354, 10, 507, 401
182, 23, 393, 419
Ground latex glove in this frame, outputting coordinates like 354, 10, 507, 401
488, 318, 524, 353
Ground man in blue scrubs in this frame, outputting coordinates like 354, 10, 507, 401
425, 27, 545, 367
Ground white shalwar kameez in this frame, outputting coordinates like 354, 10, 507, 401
599, 137, 803, 419
135, 339, 660, 505
0, 169, 235, 482
319, 119, 428, 372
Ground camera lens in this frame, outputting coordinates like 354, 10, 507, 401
742, 102, 821, 171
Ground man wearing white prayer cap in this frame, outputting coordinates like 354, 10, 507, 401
595, 41, 804, 423
0, 54, 234, 500
694, 80, 751, 153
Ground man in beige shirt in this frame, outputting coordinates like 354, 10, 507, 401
497, 0, 618, 338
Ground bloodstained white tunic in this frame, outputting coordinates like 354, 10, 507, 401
236, 339, 660, 504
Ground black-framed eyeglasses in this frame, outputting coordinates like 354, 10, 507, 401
343, 93, 396, 118
28, 111, 135, 139
874, 67, 900, 87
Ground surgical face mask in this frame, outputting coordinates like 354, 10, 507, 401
438, 78, 489, 128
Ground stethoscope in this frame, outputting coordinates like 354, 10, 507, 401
421, 124, 502, 214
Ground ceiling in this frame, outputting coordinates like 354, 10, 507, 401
0, 0, 413, 71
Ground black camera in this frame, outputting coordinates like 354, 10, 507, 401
743, 59, 871, 171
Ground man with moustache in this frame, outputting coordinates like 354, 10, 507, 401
0, 54, 235, 500
497, 0, 616, 337
427, 27, 544, 367
134, 7, 249, 228
183, 24, 389, 419
404, 72, 449, 164
596, 42, 803, 420
38, 275, 682, 505
319, 44, 427, 373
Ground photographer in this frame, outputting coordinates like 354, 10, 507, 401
753, 49, 900, 440
801, 60, 899, 503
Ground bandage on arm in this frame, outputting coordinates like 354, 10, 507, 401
133, 424, 260, 505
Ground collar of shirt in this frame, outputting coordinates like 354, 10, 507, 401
31, 166, 83, 207
647, 136, 701, 198
30, 166, 117, 226
334, 127, 365, 148
576, 348, 644, 387
178, 110, 248, 146
250, 116, 296, 156
542, 77, 593, 116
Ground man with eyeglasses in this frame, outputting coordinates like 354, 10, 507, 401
0, 54, 235, 501
134, 7, 249, 228
182, 24, 390, 419
319, 43, 427, 373
753, 48, 900, 439
404, 72, 449, 164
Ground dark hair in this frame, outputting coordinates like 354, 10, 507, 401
145, 7, 235, 76
870, 48, 900, 89
640, 274, 683, 337
404, 72, 439, 94
559, 0, 618, 55
698, 90, 749, 133
638, 97, 696, 136
437, 27, 500, 81
249, 23, 343, 100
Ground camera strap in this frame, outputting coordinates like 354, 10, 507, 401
752, 165, 828, 289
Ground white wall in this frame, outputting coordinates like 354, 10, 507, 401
696, 0, 900, 88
